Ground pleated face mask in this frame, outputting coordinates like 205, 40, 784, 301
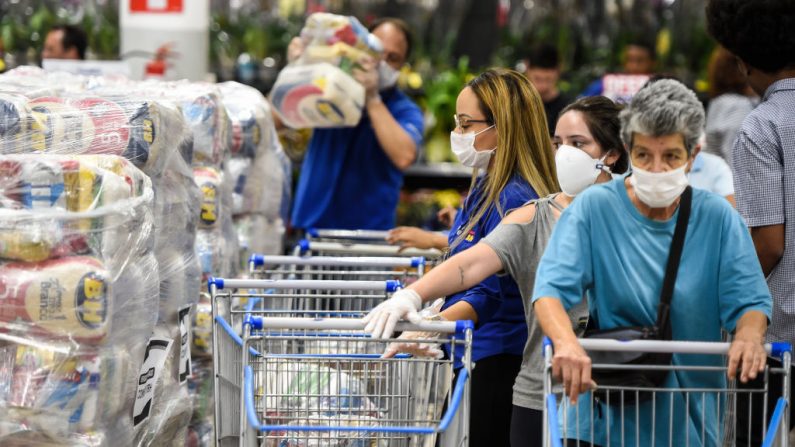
450, 125, 496, 169
629, 163, 689, 208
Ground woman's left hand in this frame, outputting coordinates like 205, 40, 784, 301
727, 335, 767, 383
387, 227, 442, 251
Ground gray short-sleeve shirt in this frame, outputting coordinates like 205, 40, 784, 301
482, 194, 589, 409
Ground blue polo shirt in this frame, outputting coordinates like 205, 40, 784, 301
291, 88, 424, 230
443, 174, 538, 365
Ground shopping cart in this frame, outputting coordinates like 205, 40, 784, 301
542, 338, 792, 447
248, 254, 427, 282
210, 277, 473, 447
294, 238, 443, 261
211, 277, 401, 447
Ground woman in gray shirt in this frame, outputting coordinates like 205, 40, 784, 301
375, 96, 629, 446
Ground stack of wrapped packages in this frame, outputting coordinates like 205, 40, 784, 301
0, 69, 292, 447
0, 69, 199, 446
270, 13, 383, 129
0, 150, 158, 445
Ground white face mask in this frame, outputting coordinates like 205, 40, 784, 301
629, 163, 689, 208
450, 125, 496, 169
378, 61, 400, 90
555, 145, 611, 197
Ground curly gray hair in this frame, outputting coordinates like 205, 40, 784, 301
619, 79, 705, 153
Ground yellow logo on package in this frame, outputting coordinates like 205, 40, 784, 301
76, 271, 108, 329
200, 183, 218, 225
142, 118, 154, 144
29, 110, 50, 152
465, 230, 475, 242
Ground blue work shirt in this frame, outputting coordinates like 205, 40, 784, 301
688, 152, 734, 198
532, 177, 772, 446
291, 88, 424, 230
443, 174, 538, 365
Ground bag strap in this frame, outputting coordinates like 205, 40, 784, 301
656, 186, 692, 337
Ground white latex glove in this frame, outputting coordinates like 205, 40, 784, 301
363, 288, 423, 339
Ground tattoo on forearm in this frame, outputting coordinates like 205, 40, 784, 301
458, 265, 464, 285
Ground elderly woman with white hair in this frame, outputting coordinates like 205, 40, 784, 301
532, 79, 772, 446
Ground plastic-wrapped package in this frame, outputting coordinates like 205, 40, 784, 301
217, 82, 274, 160
184, 357, 214, 447
191, 295, 213, 358
193, 165, 238, 284
0, 154, 157, 446
299, 13, 383, 68
270, 63, 365, 129
133, 324, 192, 447
129, 81, 232, 169
0, 93, 31, 154
218, 81, 291, 220
0, 91, 186, 180
270, 13, 382, 129
262, 364, 380, 415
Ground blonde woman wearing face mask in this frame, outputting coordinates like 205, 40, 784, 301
532, 79, 771, 447
366, 96, 628, 447
367, 68, 557, 446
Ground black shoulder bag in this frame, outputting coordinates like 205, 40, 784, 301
583, 186, 692, 405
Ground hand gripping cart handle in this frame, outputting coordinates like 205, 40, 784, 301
542, 338, 792, 447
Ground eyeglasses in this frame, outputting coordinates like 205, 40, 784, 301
454, 114, 491, 129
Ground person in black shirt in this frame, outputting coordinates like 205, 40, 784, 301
523, 44, 571, 135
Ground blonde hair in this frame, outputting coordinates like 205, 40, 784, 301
451, 68, 559, 249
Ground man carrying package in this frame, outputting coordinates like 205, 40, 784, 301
282, 16, 424, 231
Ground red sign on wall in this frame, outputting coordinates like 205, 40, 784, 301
130, 0, 183, 13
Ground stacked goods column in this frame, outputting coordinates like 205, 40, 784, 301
0, 153, 158, 446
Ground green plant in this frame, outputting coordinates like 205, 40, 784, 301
420, 56, 473, 162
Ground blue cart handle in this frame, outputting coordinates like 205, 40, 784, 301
208, 278, 401, 293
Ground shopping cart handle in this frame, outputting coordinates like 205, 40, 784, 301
544, 337, 794, 359
249, 254, 265, 267
245, 316, 465, 334
770, 341, 792, 359
207, 277, 224, 292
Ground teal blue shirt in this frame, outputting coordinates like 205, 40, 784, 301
532, 177, 772, 446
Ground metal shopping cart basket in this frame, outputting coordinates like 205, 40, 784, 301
542, 338, 792, 447
210, 277, 473, 447
248, 254, 427, 283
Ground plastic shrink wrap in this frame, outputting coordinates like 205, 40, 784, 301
1, 69, 202, 446
269, 13, 382, 129
0, 154, 157, 446
218, 82, 290, 263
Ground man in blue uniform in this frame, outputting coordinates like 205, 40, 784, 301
290, 18, 424, 230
